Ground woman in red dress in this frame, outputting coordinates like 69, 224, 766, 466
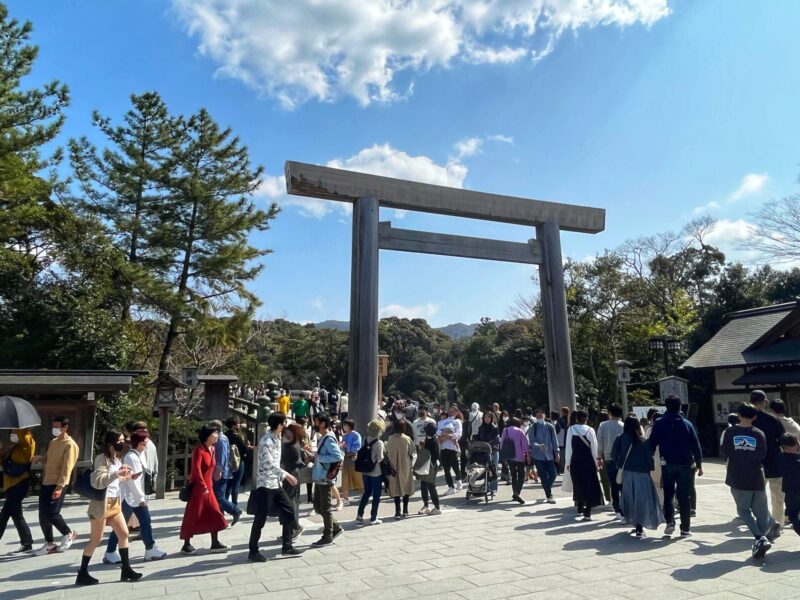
180, 424, 228, 554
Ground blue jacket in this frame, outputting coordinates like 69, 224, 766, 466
214, 432, 232, 480
312, 432, 344, 484
649, 410, 703, 467
527, 420, 559, 462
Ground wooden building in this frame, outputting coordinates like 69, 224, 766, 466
0, 370, 145, 489
681, 301, 800, 426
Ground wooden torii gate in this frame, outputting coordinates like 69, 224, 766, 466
285, 161, 606, 430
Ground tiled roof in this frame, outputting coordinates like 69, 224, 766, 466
682, 302, 799, 369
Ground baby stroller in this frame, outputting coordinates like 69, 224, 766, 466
465, 440, 495, 503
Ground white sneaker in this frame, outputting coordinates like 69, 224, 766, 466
664, 523, 675, 535
368, 518, 382, 525
429, 508, 441, 516
144, 546, 168, 561
615, 512, 625, 521
443, 487, 455, 497
418, 507, 430, 515
455, 481, 462, 491
33, 542, 58, 556
58, 531, 77, 552
103, 551, 121, 565
341, 498, 350, 506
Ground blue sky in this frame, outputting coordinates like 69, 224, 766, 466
10, 0, 800, 326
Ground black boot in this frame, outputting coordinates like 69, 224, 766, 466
75, 554, 98, 586
119, 547, 143, 582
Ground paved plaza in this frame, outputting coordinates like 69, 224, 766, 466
1, 460, 798, 600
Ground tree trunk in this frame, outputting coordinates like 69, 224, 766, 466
157, 193, 199, 374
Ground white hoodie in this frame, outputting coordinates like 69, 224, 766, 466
468, 403, 483, 440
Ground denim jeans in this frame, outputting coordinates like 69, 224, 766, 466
731, 487, 774, 539
662, 463, 692, 532
0, 478, 33, 546
225, 463, 244, 506
534, 460, 557, 499
357, 474, 383, 521
214, 478, 241, 516
107, 501, 154, 552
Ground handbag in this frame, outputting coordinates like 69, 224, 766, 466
74, 468, 106, 501
615, 442, 634, 486
413, 448, 431, 477
178, 482, 194, 502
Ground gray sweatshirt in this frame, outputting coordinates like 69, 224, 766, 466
597, 419, 624, 461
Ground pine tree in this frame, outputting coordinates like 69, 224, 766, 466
153, 108, 278, 373
69, 92, 177, 320
0, 3, 68, 162
0, 3, 69, 279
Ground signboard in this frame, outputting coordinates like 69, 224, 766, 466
659, 376, 688, 403
181, 367, 199, 390
378, 354, 389, 378
631, 405, 666, 420
616, 364, 631, 383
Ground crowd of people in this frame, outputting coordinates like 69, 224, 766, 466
1, 388, 799, 585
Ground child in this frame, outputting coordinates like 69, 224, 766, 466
780, 433, 800, 535
339, 420, 363, 506
415, 422, 441, 515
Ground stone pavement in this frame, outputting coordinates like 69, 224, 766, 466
1, 460, 799, 600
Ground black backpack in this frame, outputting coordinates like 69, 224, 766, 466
355, 439, 377, 473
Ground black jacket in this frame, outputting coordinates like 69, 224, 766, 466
753, 410, 785, 478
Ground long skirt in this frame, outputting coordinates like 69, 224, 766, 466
622, 471, 665, 530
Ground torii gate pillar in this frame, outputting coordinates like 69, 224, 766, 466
348, 196, 380, 431
537, 221, 576, 413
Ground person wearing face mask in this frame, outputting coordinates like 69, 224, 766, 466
436, 406, 463, 495
33, 417, 79, 556
528, 409, 560, 503
179, 424, 229, 555
0, 428, 35, 552
76, 430, 141, 585
104, 430, 167, 564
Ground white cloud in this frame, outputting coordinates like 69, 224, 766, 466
691, 172, 769, 214
452, 132, 514, 160
729, 173, 768, 202
487, 134, 514, 144
257, 143, 468, 219
453, 137, 483, 159
692, 200, 720, 215
380, 302, 440, 319
171, 0, 670, 108
310, 297, 325, 312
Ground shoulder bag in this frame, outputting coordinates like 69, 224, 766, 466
615, 441, 634, 486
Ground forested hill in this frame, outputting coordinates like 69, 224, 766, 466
315, 320, 483, 340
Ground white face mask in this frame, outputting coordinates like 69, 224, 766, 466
52, 427, 62, 437
9, 433, 19, 443
502, 416, 509, 423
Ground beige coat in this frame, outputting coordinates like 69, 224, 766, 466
386, 433, 415, 497
87, 454, 121, 520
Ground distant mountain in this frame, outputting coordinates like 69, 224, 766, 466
314, 319, 482, 340
314, 320, 350, 331
436, 322, 479, 340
